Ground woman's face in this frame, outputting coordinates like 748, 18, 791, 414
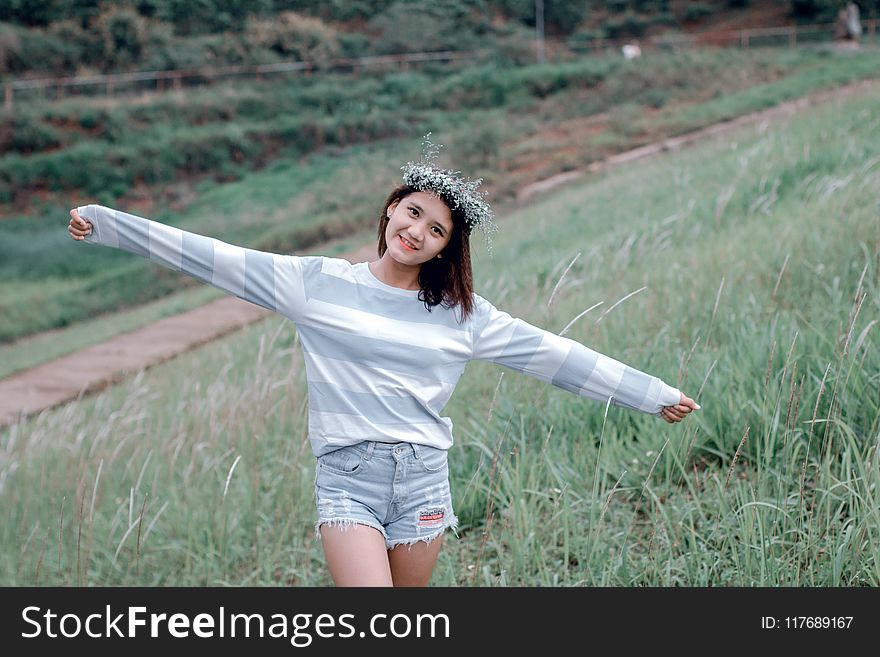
384, 191, 454, 265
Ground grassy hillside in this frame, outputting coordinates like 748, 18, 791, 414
2, 44, 879, 359
8, 1, 876, 79
1, 84, 876, 586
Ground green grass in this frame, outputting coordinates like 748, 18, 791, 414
0, 211, 374, 379
1, 84, 877, 586
0, 285, 223, 379
0, 142, 393, 343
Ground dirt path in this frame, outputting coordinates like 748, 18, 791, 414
0, 240, 375, 428
2, 77, 877, 429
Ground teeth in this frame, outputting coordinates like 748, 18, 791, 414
401, 236, 417, 249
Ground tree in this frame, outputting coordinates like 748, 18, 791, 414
0, 0, 61, 26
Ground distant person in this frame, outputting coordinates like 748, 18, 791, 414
835, 2, 862, 42
622, 42, 642, 60
67, 133, 699, 587
846, 1, 862, 40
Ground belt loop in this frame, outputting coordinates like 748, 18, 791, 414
364, 441, 376, 461
411, 442, 421, 460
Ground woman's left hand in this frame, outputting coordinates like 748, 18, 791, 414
660, 392, 700, 424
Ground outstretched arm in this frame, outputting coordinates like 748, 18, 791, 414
470, 295, 699, 421
69, 204, 308, 322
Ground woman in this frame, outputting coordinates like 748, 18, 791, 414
68, 134, 699, 587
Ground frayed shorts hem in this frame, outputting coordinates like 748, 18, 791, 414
315, 516, 459, 551
315, 518, 387, 541
385, 518, 459, 551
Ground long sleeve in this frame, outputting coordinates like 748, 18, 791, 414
77, 204, 309, 322
470, 295, 681, 416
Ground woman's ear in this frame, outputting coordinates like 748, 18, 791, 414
387, 199, 400, 217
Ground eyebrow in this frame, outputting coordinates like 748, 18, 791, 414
408, 203, 449, 232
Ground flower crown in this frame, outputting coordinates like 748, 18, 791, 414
400, 132, 497, 254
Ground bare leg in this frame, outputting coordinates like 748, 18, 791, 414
387, 533, 444, 587
319, 523, 393, 587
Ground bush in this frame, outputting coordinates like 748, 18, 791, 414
495, 0, 534, 25
603, 11, 652, 39
631, 0, 671, 10
138, 19, 177, 70
93, 5, 150, 71
682, 2, 715, 22
544, 1, 590, 35
245, 11, 341, 64
338, 31, 370, 58
567, 28, 608, 52
490, 22, 538, 66
5, 115, 62, 153
651, 12, 677, 27
6, 27, 81, 73
0, 21, 21, 73
46, 19, 95, 72
155, 0, 261, 35
606, 0, 629, 12
316, 0, 386, 22
367, 0, 482, 54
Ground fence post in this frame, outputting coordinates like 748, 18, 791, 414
4, 84, 11, 110
789, 26, 796, 48
741, 31, 749, 49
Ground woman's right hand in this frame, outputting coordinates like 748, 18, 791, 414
68, 208, 92, 240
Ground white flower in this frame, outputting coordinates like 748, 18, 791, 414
400, 133, 498, 255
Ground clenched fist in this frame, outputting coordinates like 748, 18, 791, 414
68, 208, 92, 240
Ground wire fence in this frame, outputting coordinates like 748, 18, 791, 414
567, 19, 879, 53
3, 20, 878, 109
2, 50, 477, 108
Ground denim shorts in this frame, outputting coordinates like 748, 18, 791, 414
314, 441, 459, 550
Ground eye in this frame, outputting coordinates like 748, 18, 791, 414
409, 207, 418, 216
432, 226, 444, 236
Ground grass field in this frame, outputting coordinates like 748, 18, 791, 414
1, 77, 877, 586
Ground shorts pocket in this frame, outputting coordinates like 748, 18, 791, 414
318, 444, 365, 476
417, 446, 448, 474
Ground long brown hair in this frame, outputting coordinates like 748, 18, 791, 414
377, 184, 475, 323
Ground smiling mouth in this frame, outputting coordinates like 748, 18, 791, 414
399, 236, 418, 251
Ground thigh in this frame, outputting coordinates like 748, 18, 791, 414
320, 523, 393, 587
388, 534, 444, 587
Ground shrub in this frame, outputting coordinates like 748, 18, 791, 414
367, 0, 482, 55
567, 28, 608, 52
7, 27, 80, 73
338, 31, 370, 58
0, 21, 21, 73
603, 11, 652, 39
6, 115, 62, 153
682, 2, 715, 22
490, 22, 538, 66
93, 5, 150, 71
631, 0, 671, 10
245, 11, 342, 65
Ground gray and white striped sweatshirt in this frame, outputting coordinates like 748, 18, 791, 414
77, 204, 681, 457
